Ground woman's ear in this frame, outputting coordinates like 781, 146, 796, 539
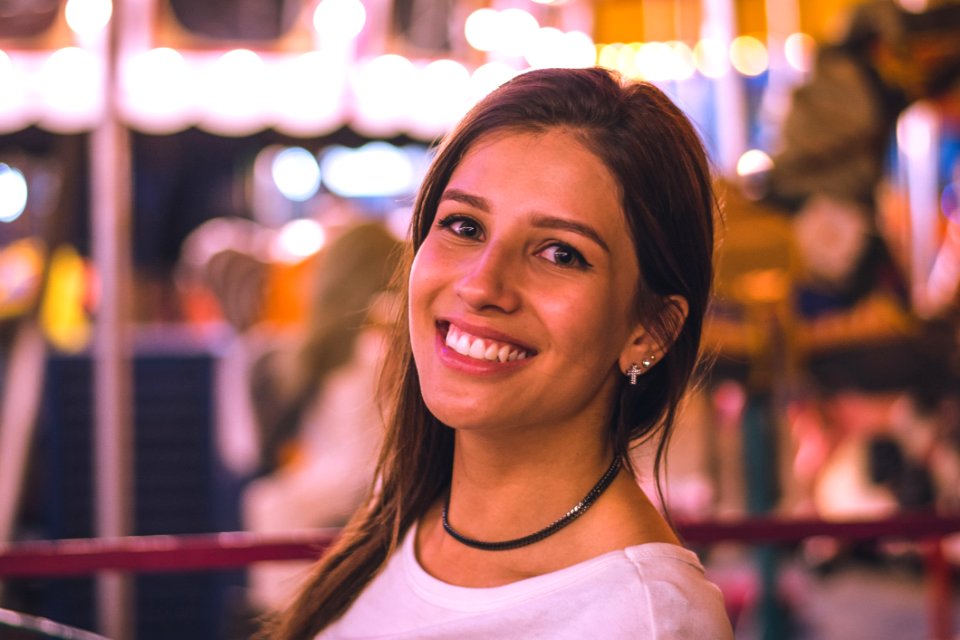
618, 295, 689, 377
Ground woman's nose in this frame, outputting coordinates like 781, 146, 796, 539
453, 245, 521, 313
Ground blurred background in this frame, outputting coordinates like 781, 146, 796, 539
0, 0, 959, 638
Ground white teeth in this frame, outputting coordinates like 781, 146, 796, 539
444, 324, 530, 363
455, 334, 471, 356
468, 339, 486, 359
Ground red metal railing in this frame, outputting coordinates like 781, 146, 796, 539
1, 514, 958, 638
2, 514, 959, 577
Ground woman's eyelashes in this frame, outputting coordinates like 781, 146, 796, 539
435, 214, 592, 270
437, 214, 484, 240
537, 243, 592, 269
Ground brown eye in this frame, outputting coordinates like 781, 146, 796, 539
438, 215, 484, 240
538, 243, 590, 269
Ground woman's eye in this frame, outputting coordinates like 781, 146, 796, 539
438, 215, 483, 240
538, 243, 591, 269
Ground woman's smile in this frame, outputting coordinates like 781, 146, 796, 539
409, 128, 643, 433
441, 321, 534, 363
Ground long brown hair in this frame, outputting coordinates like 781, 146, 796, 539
267, 67, 716, 639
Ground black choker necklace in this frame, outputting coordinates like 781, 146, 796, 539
442, 457, 622, 551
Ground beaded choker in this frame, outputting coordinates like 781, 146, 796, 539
441, 457, 622, 551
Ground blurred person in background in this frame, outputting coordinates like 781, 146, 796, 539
240, 221, 401, 615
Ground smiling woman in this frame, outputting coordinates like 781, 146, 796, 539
265, 67, 731, 640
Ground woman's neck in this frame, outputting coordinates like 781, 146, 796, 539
443, 425, 613, 543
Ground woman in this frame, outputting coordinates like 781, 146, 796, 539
269, 67, 732, 639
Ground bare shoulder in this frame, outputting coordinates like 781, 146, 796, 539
575, 471, 680, 551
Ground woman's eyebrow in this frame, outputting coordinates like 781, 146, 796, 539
439, 188, 610, 253
439, 188, 489, 211
530, 214, 610, 253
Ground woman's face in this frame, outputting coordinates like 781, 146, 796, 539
409, 128, 645, 436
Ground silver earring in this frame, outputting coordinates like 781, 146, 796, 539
626, 355, 657, 385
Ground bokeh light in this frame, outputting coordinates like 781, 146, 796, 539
494, 9, 540, 57
38, 47, 103, 131
470, 62, 519, 103
597, 43, 622, 70
897, 110, 934, 159
525, 28, 595, 69
410, 59, 471, 138
464, 8, 500, 52
560, 31, 597, 68
321, 142, 414, 199
273, 218, 326, 262
736, 149, 774, 177
121, 48, 195, 133
351, 54, 416, 136
693, 37, 730, 78
271, 51, 345, 136
667, 41, 696, 81
634, 41, 695, 82
271, 147, 322, 202
200, 49, 268, 135
896, 0, 929, 12
635, 42, 674, 81
0, 50, 30, 132
65, 0, 112, 37
0, 163, 28, 223
730, 36, 768, 76
784, 32, 816, 73
313, 0, 366, 44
